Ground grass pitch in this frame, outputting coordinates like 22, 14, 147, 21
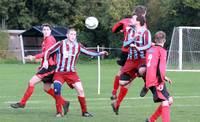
0, 60, 200, 122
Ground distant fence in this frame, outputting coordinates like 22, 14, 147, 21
0, 46, 122, 62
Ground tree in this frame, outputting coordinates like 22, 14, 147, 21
6, 0, 32, 29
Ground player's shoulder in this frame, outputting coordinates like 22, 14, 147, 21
153, 45, 167, 54
147, 45, 163, 52
46, 35, 56, 42
112, 18, 132, 33
120, 18, 131, 23
147, 46, 156, 53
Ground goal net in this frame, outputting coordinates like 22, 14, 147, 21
167, 26, 200, 71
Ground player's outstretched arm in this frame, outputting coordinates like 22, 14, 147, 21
99, 51, 109, 56
24, 55, 35, 61
165, 76, 172, 84
80, 44, 108, 57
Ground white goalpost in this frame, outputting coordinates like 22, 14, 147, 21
167, 26, 200, 71
97, 45, 101, 94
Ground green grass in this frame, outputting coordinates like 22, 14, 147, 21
0, 60, 200, 122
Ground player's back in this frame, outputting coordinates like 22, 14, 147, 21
145, 45, 167, 87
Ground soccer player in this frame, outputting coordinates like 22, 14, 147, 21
42, 28, 108, 117
10, 23, 69, 115
111, 5, 147, 101
111, 14, 151, 115
145, 31, 173, 122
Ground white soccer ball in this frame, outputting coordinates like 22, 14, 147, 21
85, 16, 99, 29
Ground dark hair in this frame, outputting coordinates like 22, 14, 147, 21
41, 23, 52, 30
133, 5, 147, 16
155, 31, 166, 43
136, 15, 145, 26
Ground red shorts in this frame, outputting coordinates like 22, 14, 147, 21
53, 72, 81, 88
121, 59, 145, 79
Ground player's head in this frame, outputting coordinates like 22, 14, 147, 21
66, 28, 77, 42
133, 5, 147, 17
42, 23, 52, 37
131, 14, 145, 26
154, 31, 166, 45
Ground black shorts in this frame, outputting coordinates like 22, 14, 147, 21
149, 84, 169, 103
117, 51, 128, 66
36, 65, 56, 83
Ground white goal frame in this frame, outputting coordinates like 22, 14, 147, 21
167, 26, 200, 72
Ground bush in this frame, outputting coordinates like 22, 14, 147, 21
0, 30, 18, 63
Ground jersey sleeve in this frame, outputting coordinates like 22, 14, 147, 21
137, 30, 152, 51
123, 27, 136, 47
80, 44, 101, 56
158, 49, 167, 82
44, 41, 61, 62
112, 18, 130, 33
35, 36, 56, 59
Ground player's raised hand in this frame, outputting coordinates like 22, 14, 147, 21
100, 51, 108, 56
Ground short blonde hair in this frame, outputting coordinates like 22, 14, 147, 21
154, 31, 166, 44
67, 28, 76, 34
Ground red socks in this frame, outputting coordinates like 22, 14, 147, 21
150, 104, 162, 122
20, 85, 34, 105
78, 96, 87, 113
161, 106, 170, 122
55, 95, 62, 113
150, 104, 170, 122
45, 88, 66, 105
115, 86, 128, 109
112, 76, 120, 96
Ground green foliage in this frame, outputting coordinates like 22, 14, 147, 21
0, 30, 18, 61
5, 0, 32, 29
0, 30, 9, 50
0, 0, 199, 48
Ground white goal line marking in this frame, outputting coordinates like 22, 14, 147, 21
4, 95, 200, 104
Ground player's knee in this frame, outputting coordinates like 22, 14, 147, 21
119, 80, 129, 86
168, 96, 173, 105
162, 100, 169, 106
29, 75, 41, 86
119, 74, 131, 85
77, 88, 84, 97
43, 83, 51, 92
54, 82, 62, 95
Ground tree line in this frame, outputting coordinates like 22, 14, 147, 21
0, 0, 199, 49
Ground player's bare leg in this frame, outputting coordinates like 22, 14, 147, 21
10, 75, 41, 108
73, 82, 93, 117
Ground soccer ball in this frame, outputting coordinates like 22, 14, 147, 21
85, 16, 99, 29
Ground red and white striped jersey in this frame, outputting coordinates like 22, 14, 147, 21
44, 39, 102, 72
123, 26, 151, 60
